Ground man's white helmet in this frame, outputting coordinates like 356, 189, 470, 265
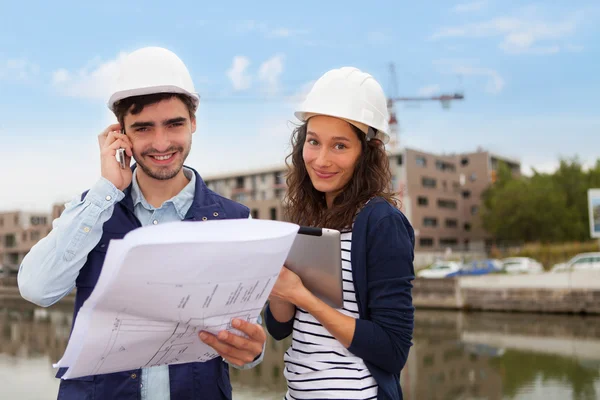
107, 46, 200, 112
295, 67, 390, 144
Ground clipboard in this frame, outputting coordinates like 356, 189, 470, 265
285, 226, 343, 308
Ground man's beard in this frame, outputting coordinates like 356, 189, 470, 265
135, 144, 191, 181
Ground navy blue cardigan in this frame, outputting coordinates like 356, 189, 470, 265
265, 197, 415, 400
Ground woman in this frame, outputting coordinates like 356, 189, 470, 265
266, 67, 415, 400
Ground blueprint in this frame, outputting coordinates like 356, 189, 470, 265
54, 219, 299, 379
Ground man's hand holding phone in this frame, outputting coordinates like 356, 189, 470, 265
98, 123, 133, 191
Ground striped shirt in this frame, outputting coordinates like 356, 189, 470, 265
283, 230, 378, 399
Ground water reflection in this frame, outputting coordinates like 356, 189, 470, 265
1, 296, 600, 400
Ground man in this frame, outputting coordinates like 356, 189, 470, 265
18, 46, 266, 399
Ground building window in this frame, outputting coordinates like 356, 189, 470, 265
397, 155, 403, 165
30, 216, 47, 226
8, 252, 19, 265
462, 190, 471, 199
445, 219, 458, 228
0, 217, 3, 227
22, 232, 27, 242
442, 181, 447, 191
261, 191, 266, 200
471, 205, 479, 215
453, 182, 460, 193
274, 172, 284, 185
440, 238, 458, 247
233, 194, 247, 203
435, 160, 456, 172
261, 174, 266, 184
251, 209, 259, 219
235, 177, 244, 189
422, 177, 436, 188
464, 223, 472, 231
461, 157, 469, 166
417, 196, 428, 206
391, 175, 398, 191
419, 238, 434, 247
270, 208, 277, 220
275, 189, 284, 200
437, 199, 457, 209
416, 156, 427, 167
30, 231, 40, 241
5, 234, 16, 248
423, 217, 438, 227
14, 215, 19, 225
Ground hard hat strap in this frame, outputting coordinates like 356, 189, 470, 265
366, 127, 376, 142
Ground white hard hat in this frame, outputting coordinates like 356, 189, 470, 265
295, 67, 390, 144
107, 46, 200, 112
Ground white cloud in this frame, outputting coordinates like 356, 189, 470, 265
431, 13, 580, 55
0, 58, 40, 82
226, 56, 252, 91
268, 28, 309, 38
52, 68, 70, 84
434, 59, 505, 94
453, 1, 488, 13
417, 84, 441, 96
258, 54, 284, 95
455, 66, 504, 94
52, 52, 129, 100
225, 54, 286, 94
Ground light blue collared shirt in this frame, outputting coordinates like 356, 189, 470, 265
18, 167, 263, 400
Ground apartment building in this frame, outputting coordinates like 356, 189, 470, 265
0, 211, 53, 273
403, 148, 520, 251
205, 165, 288, 221
202, 147, 521, 252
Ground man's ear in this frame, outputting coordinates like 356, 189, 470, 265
191, 116, 197, 134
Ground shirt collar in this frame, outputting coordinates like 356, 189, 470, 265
131, 167, 196, 219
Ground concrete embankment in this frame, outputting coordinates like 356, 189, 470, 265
413, 271, 600, 314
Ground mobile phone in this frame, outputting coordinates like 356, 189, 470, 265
116, 148, 126, 169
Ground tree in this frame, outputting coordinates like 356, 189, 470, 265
481, 157, 600, 243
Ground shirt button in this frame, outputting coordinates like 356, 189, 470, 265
105, 195, 112, 201
131, 373, 137, 379
213, 212, 219, 217
153, 220, 158, 225
202, 217, 208, 221
83, 227, 90, 233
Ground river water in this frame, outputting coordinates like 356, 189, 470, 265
1, 297, 599, 399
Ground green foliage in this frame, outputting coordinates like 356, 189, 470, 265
481, 157, 600, 243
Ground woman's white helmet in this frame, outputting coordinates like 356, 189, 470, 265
295, 67, 390, 144
107, 47, 200, 112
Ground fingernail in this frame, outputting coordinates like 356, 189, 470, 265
232, 319, 240, 328
199, 332, 207, 341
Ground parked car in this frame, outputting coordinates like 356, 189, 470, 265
417, 261, 462, 278
501, 257, 544, 274
551, 252, 600, 272
446, 259, 501, 277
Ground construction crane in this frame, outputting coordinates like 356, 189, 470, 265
386, 63, 464, 149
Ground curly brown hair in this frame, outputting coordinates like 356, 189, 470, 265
284, 121, 400, 230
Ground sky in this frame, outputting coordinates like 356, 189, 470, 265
1, 1, 599, 211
